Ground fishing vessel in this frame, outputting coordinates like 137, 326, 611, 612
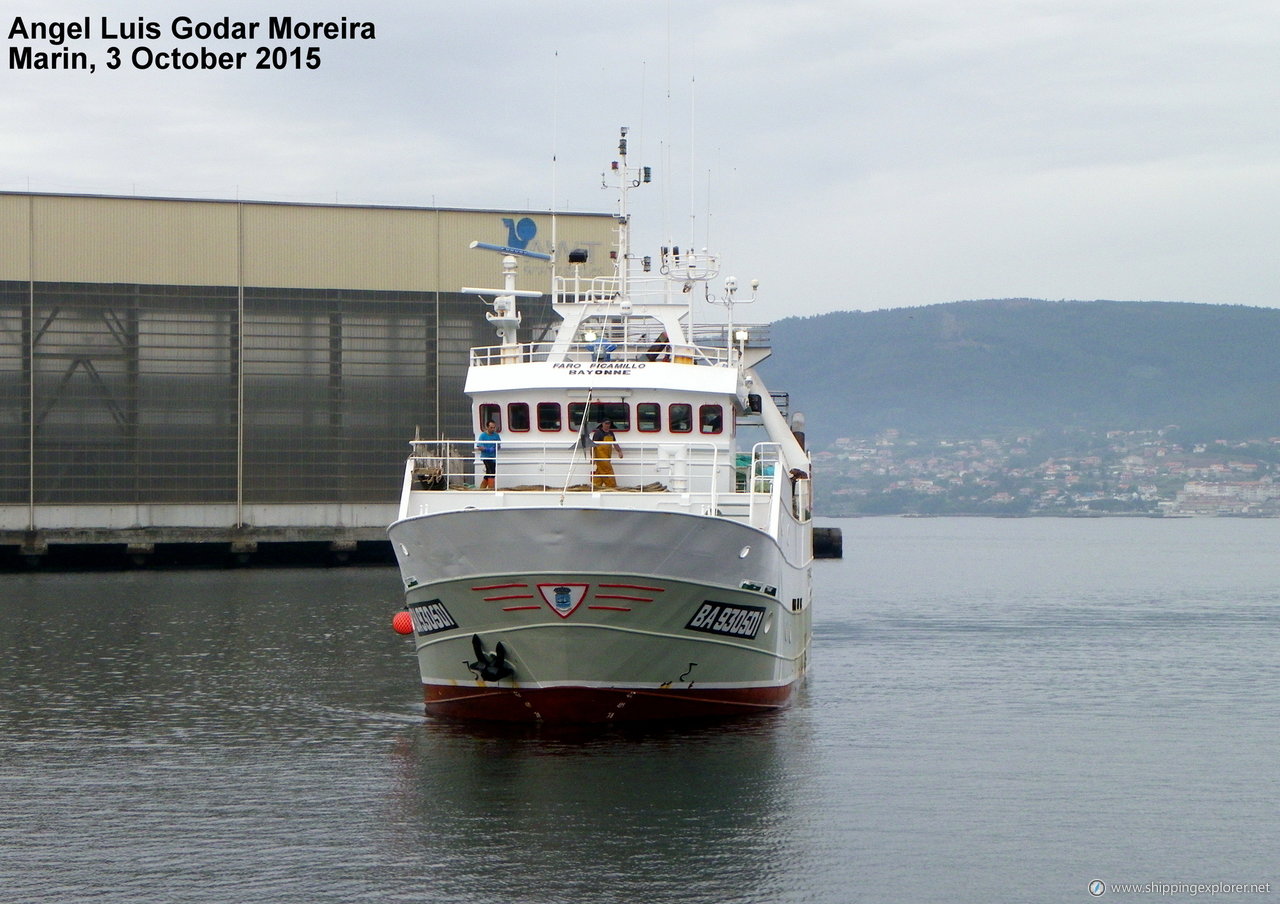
388, 129, 837, 722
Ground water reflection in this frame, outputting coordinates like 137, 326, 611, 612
385, 716, 811, 903
1, 569, 407, 746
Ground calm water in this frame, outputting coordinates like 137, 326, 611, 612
2, 517, 1277, 903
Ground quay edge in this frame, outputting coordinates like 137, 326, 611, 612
0, 526, 395, 569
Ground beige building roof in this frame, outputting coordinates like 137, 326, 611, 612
0, 191, 615, 292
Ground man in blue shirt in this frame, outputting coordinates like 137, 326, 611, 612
476, 420, 501, 489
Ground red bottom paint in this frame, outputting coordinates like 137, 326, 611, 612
423, 682, 796, 723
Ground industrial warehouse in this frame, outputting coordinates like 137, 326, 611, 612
0, 191, 614, 565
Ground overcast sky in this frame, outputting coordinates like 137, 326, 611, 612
5, 0, 1278, 321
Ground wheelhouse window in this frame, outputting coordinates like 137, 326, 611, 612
569, 401, 630, 431
478, 404, 501, 431
699, 404, 724, 434
507, 403, 530, 432
537, 402, 562, 432
669, 403, 692, 433
637, 403, 661, 432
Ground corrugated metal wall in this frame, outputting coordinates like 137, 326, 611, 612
0, 192, 613, 524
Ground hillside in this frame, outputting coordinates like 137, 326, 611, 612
760, 300, 1280, 443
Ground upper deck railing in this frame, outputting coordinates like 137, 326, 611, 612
469, 324, 771, 368
406, 438, 741, 492
399, 439, 804, 530
552, 254, 720, 308
405, 439, 779, 496
469, 339, 724, 368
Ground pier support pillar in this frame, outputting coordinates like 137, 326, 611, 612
126, 542, 155, 567
20, 534, 48, 569
230, 538, 258, 566
328, 537, 358, 565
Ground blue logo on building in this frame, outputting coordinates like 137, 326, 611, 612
502, 217, 537, 249
470, 216, 551, 261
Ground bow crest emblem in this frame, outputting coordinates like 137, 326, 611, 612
538, 583, 589, 618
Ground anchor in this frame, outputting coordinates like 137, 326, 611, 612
467, 634, 514, 682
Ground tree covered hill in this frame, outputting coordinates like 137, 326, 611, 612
761, 300, 1280, 443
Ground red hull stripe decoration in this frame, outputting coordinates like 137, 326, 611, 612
594, 594, 652, 602
599, 583, 665, 592
587, 605, 632, 612
484, 594, 536, 602
502, 605, 544, 611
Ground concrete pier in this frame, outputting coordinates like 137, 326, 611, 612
1, 526, 394, 568
1, 503, 398, 568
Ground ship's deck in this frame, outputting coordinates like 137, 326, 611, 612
397, 438, 811, 540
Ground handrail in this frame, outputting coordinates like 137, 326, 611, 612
469, 339, 734, 368
406, 438, 749, 502
468, 323, 772, 369
551, 253, 723, 306
749, 442, 782, 530
401, 438, 794, 532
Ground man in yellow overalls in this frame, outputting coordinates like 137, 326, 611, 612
590, 419, 623, 488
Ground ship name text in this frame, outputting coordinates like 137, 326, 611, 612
551, 362, 644, 377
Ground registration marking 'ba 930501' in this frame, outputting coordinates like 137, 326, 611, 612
408, 599, 458, 635
685, 601, 766, 639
